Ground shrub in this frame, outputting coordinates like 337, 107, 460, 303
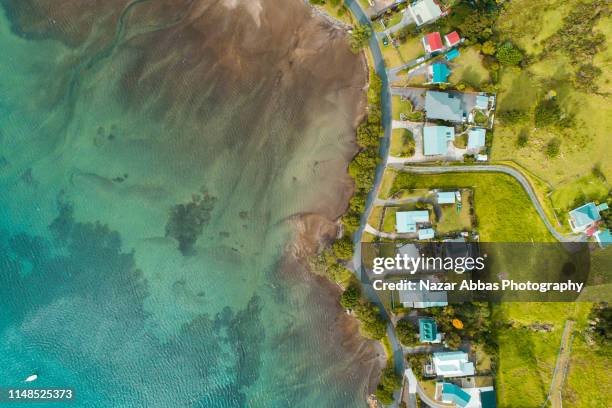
496, 42, 523, 66
516, 129, 529, 147
340, 283, 361, 309
545, 138, 561, 158
396, 319, 418, 346
349, 24, 372, 53
534, 99, 562, 128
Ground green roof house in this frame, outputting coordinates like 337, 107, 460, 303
430, 63, 451, 84
419, 318, 442, 343
425, 91, 466, 122
424, 126, 455, 156
396, 211, 430, 233
568, 202, 605, 233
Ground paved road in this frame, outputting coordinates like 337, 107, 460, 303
543, 320, 576, 408
389, 164, 581, 243
404, 368, 452, 408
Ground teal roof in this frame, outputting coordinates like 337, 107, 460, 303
425, 91, 465, 122
467, 128, 486, 149
598, 203, 609, 211
596, 229, 612, 248
569, 202, 601, 228
396, 211, 429, 233
434, 351, 469, 361
446, 48, 460, 60
437, 191, 456, 204
424, 126, 455, 155
418, 228, 435, 240
419, 318, 438, 342
480, 390, 497, 408
476, 95, 489, 109
442, 383, 471, 407
432, 63, 451, 83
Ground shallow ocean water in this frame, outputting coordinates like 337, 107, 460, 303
0, 1, 372, 406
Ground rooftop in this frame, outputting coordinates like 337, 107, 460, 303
437, 191, 456, 204
431, 63, 451, 83
475, 94, 489, 110
446, 48, 460, 60
423, 32, 443, 52
418, 228, 435, 240
433, 351, 475, 377
396, 210, 430, 233
409, 0, 444, 26
419, 318, 440, 342
595, 229, 612, 248
399, 287, 448, 308
569, 202, 602, 229
445, 31, 461, 46
467, 128, 486, 150
425, 91, 465, 122
424, 126, 455, 155
441, 382, 471, 407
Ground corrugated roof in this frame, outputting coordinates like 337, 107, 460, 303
446, 48, 460, 60
425, 91, 465, 122
445, 31, 461, 46
432, 63, 451, 83
396, 211, 430, 233
419, 318, 438, 342
425, 32, 443, 51
442, 383, 471, 407
467, 128, 486, 149
418, 228, 435, 240
569, 202, 601, 228
424, 126, 455, 155
437, 191, 456, 204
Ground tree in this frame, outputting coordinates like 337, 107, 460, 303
545, 138, 561, 158
481, 40, 496, 55
588, 303, 612, 348
332, 235, 354, 259
516, 128, 529, 147
340, 284, 361, 309
354, 302, 386, 339
534, 98, 563, 128
375, 366, 401, 404
445, 331, 462, 349
396, 319, 418, 346
349, 24, 372, 53
496, 42, 523, 66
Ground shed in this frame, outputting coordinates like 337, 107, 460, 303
418, 228, 435, 240
437, 191, 456, 204
476, 95, 489, 110
445, 31, 461, 47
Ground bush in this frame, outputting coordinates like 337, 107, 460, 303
349, 24, 372, 53
545, 138, 561, 158
498, 109, 528, 125
534, 99, 563, 128
340, 283, 361, 309
332, 235, 354, 259
496, 42, 523, 66
588, 302, 612, 348
396, 319, 418, 346
375, 366, 402, 404
516, 128, 529, 148
354, 302, 387, 339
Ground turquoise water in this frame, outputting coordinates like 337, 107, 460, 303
0, 2, 373, 406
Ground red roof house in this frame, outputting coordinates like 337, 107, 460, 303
445, 31, 461, 47
423, 32, 443, 53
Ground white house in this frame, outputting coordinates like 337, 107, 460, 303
432, 351, 475, 377
408, 0, 445, 26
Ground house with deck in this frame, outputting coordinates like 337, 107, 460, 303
408, 0, 446, 26
568, 202, 608, 233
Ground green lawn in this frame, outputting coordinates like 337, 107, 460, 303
382, 207, 398, 233
436, 191, 472, 234
448, 47, 490, 88
391, 95, 423, 121
389, 128, 415, 157
390, 172, 555, 242
550, 175, 609, 220
380, 36, 424, 69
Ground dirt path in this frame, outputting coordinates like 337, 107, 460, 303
543, 320, 576, 408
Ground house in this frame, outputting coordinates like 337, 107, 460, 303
432, 351, 475, 377
467, 128, 486, 150
475, 94, 489, 110
445, 31, 461, 47
424, 126, 455, 156
437, 384, 497, 408
418, 228, 435, 240
595, 229, 612, 248
422, 32, 444, 53
425, 91, 466, 122
437, 191, 456, 205
568, 202, 608, 233
430, 63, 451, 83
408, 0, 445, 26
419, 318, 442, 343
396, 210, 430, 233
399, 286, 448, 308
446, 48, 460, 60
476, 154, 488, 161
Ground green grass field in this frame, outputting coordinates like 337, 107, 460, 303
436, 191, 472, 234
449, 48, 490, 88
389, 128, 415, 157
379, 36, 424, 69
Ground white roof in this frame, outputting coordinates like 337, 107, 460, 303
409, 0, 444, 26
432, 351, 475, 377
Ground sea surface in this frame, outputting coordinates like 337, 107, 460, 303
0, 1, 377, 406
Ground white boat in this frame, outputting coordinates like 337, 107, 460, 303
24, 374, 38, 382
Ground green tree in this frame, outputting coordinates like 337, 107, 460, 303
354, 302, 386, 339
340, 283, 361, 309
481, 40, 496, 55
349, 24, 372, 53
534, 99, 562, 128
516, 128, 529, 148
589, 303, 612, 349
332, 235, 354, 259
546, 138, 561, 158
396, 319, 418, 346
496, 42, 523, 66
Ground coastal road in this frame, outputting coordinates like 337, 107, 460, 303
345, 0, 406, 390
389, 164, 579, 243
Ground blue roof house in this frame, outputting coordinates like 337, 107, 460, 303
568, 202, 607, 233
595, 229, 612, 248
424, 126, 455, 156
437, 191, 456, 204
396, 211, 430, 233
425, 91, 466, 122
419, 318, 442, 343
441, 383, 471, 407
467, 128, 486, 150
430, 63, 451, 84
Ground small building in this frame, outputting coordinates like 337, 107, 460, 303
441, 383, 471, 407
396, 210, 430, 233
418, 228, 435, 240
467, 128, 486, 150
446, 48, 460, 60
476, 154, 488, 161
595, 229, 612, 248
475, 94, 489, 110
432, 351, 475, 377
408, 0, 445, 26
419, 318, 442, 343
568, 202, 607, 233
422, 32, 444, 53
437, 191, 456, 205
430, 63, 451, 83
424, 126, 455, 156
445, 31, 461, 47
399, 287, 448, 308
425, 91, 466, 122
